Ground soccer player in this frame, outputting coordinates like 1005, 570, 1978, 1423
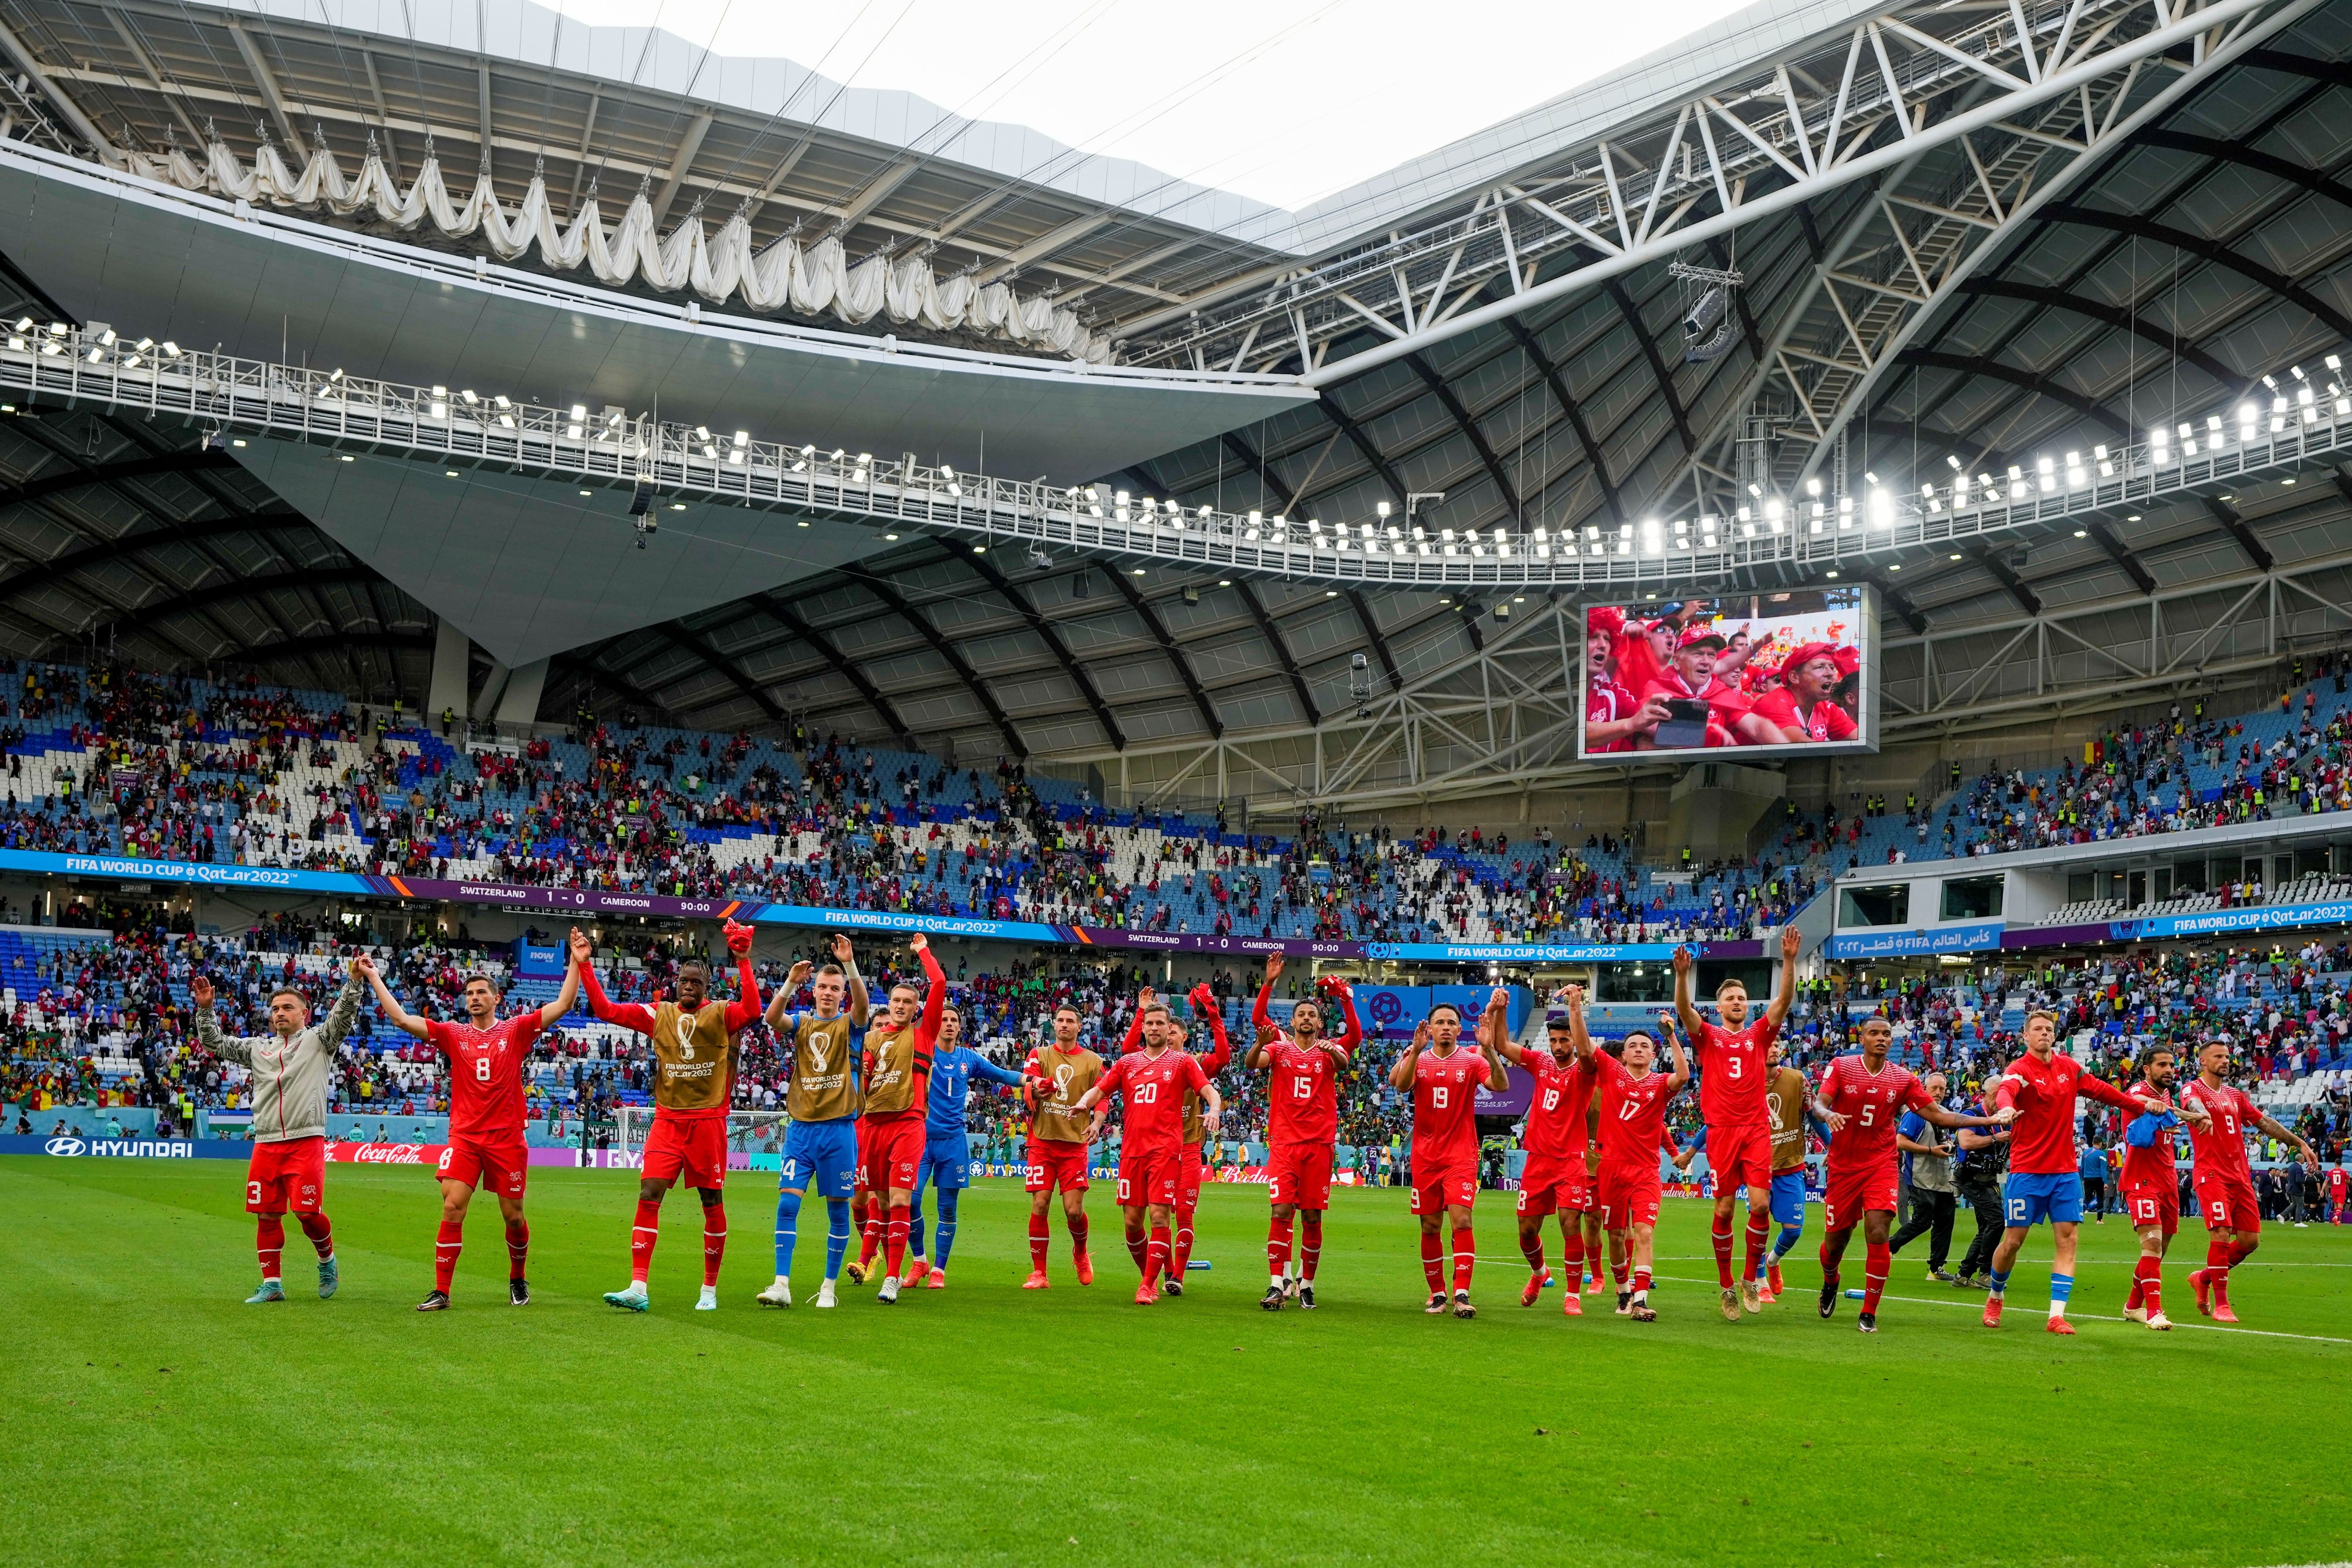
1124, 982, 1238, 1296
758, 934, 869, 1309
1246, 956, 1358, 1309
1389, 999, 1508, 1317
358, 950, 582, 1309
1981, 1008, 2166, 1334
849, 933, 945, 1304
2116, 1045, 2204, 1331
192, 960, 365, 1304
1021, 1003, 1106, 1288
574, 923, 762, 1312
1813, 1018, 2008, 1333
1074, 1012, 1222, 1304
903, 1002, 1034, 1289
2180, 1041, 2318, 1322
1673, 925, 1801, 1321
1566, 995, 1688, 1321
1491, 988, 1597, 1317
1754, 1040, 1817, 1301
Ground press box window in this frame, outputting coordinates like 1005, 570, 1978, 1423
1939, 875, 2003, 921
1839, 884, 1910, 927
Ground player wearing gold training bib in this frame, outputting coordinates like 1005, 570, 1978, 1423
1020, 1005, 1105, 1288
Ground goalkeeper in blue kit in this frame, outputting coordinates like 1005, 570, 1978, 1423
904, 1006, 1036, 1287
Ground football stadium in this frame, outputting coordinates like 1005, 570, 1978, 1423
2, 0, 2350, 1561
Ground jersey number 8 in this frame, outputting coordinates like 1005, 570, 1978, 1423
474, 1054, 492, 1083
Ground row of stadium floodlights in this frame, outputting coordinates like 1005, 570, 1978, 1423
6, 318, 2347, 561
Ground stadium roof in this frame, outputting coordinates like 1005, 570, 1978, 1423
3, 0, 2350, 804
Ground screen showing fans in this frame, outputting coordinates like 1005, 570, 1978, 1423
1577, 586, 1877, 760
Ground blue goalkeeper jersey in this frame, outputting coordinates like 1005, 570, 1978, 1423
925, 1045, 1029, 1137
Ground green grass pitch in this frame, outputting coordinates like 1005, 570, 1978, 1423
4, 1157, 2346, 1567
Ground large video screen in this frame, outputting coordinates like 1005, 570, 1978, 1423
1578, 586, 1877, 760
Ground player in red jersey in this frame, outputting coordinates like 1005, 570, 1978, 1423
1388, 999, 1507, 1317
1982, 1009, 2166, 1334
1673, 924, 1801, 1321
1567, 994, 1688, 1321
1246, 956, 1361, 1309
1074, 1020, 1221, 1304
2180, 1041, 2316, 1322
2114, 1045, 2206, 1332
1491, 988, 1598, 1317
359, 951, 582, 1309
1118, 981, 1235, 1296
1812, 1018, 2007, 1333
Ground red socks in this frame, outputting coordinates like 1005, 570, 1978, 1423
702, 1202, 728, 1288
1818, 1238, 1840, 1284
1712, 1217, 1736, 1287
1560, 1231, 1584, 1279
630, 1197, 662, 1283
1125, 1221, 1149, 1274
505, 1219, 529, 1281
1267, 1214, 1295, 1278
434, 1218, 465, 1292
296, 1212, 333, 1259
2228, 1238, 2257, 1268
1609, 1241, 1630, 1287
2133, 1254, 2162, 1314
1520, 1230, 1547, 1275
1632, 1266, 1653, 1295
255, 1215, 285, 1279
2205, 1236, 2231, 1272
1743, 1212, 1770, 1282
1067, 1212, 1089, 1258
1862, 1241, 1890, 1315
1173, 1199, 1196, 1275
856, 1195, 881, 1267
1028, 1213, 1051, 1271
883, 1202, 908, 1281
1145, 1223, 1171, 1287
1300, 1215, 1322, 1281
1450, 1226, 1475, 1293
1420, 1229, 1445, 1293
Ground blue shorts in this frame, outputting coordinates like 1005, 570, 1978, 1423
918, 1132, 972, 1192
780, 1116, 858, 1199
1768, 1171, 1807, 1227
2004, 1172, 2084, 1228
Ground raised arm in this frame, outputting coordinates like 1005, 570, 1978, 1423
1121, 987, 1152, 1056
356, 955, 433, 1040
1565, 985, 1594, 1064
1671, 946, 1704, 1040
536, 951, 584, 1030
188, 975, 255, 1066
1659, 1013, 1691, 1093
909, 935, 944, 1047
1483, 985, 1530, 1065
765, 958, 813, 1032
1190, 985, 1232, 1074
1764, 922, 1801, 1028
1479, 1010, 1509, 1091
1389, 1020, 1428, 1091
317, 962, 367, 1053
837, 934, 871, 1028
569, 928, 659, 1034
1322, 978, 1363, 1057
1254, 954, 1282, 1034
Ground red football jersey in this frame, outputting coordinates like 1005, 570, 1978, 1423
1264, 1036, 1348, 1146
2117, 1081, 2182, 1190
1691, 1014, 1778, 1130
1817, 1055, 1933, 1173
1094, 1048, 1209, 1154
1991, 1050, 2141, 1174
1747, 687, 1859, 742
1521, 1049, 1597, 1161
1593, 1051, 1676, 1168
1411, 1047, 1485, 1168
1584, 681, 1643, 752
2180, 1078, 2259, 1182
428, 1012, 544, 1140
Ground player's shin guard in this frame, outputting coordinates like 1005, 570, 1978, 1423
1267, 1214, 1294, 1284
1028, 1211, 1051, 1272
1560, 1228, 1584, 1281
1420, 1228, 1445, 1294
935, 1189, 960, 1271
702, 1203, 728, 1288
630, 1199, 662, 1284
856, 1196, 881, 1269
1711, 1216, 1736, 1287
1066, 1210, 1090, 1259
1451, 1226, 1475, 1294
297, 1212, 333, 1259
504, 1218, 528, 1281
1743, 1212, 1770, 1282
1173, 1202, 1197, 1276
1519, 1228, 1547, 1276
434, 1218, 465, 1292
2134, 1254, 2162, 1315
1862, 1241, 1889, 1316
1145, 1223, 1171, 1287
255, 1215, 285, 1281
1300, 1214, 1322, 1281
1124, 1219, 1149, 1274
774, 1188, 803, 1276
2205, 1236, 2231, 1272
823, 1198, 851, 1281
884, 1202, 909, 1281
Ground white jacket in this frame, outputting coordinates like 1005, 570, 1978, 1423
198, 974, 364, 1143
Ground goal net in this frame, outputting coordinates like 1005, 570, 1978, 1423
614, 1106, 792, 1162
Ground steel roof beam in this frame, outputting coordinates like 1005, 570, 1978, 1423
653, 621, 784, 721
1103, 569, 1223, 739
1233, 578, 1321, 727
1501, 316, 1624, 525
752, 593, 917, 746
1406, 352, 1524, 516
841, 569, 1024, 757
962, 550, 1128, 751
2038, 203, 2352, 345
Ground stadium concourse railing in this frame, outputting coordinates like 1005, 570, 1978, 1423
5, 324, 2350, 591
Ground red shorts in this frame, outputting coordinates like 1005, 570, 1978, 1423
1822, 1163, 1897, 1232
642, 1112, 727, 1190
1514, 1152, 1590, 1217
862, 1115, 924, 1193
1117, 1142, 1181, 1208
438, 1133, 527, 1198
1267, 1142, 1334, 1209
852, 1121, 870, 1192
2122, 1181, 2179, 1237
1024, 1137, 1089, 1195
2195, 1172, 2261, 1235
1411, 1162, 1477, 1214
1176, 1144, 1205, 1214
1704, 1122, 1773, 1193
1594, 1162, 1661, 1229
245, 1136, 325, 1214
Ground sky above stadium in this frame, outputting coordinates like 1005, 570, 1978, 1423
558, 0, 1758, 213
